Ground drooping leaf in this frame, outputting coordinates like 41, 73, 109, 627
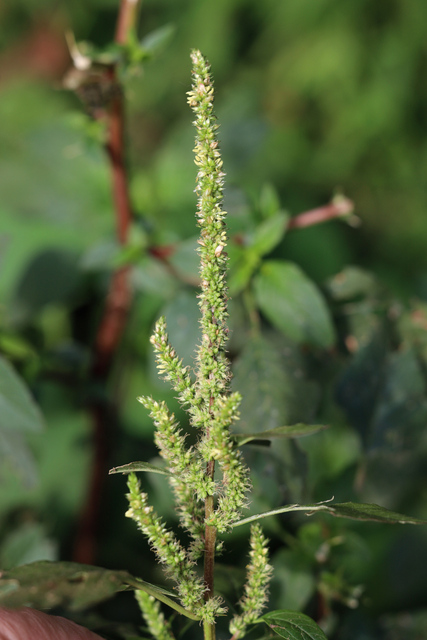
109, 461, 174, 477
234, 424, 328, 446
253, 261, 335, 348
0, 561, 200, 620
232, 500, 427, 528
260, 610, 327, 640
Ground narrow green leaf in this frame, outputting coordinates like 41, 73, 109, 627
320, 502, 427, 525
109, 461, 174, 477
234, 424, 328, 446
261, 610, 327, 640
253, 261, 335, 348
232, 500, 427, 528
0, 561, 201, 620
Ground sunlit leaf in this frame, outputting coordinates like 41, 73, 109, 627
253, 261, 335, 348
261, 610, 327, 640
109, 461, 174, 477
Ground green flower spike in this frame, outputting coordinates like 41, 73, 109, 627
229, 523, 273, 639
187, 49, 251, 532
136, 590, 175, 640
126, 472, 206, 614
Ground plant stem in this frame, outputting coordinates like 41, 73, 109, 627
286, 196, 354, 230
73, 0, 140, 564
115, 0, 141, 45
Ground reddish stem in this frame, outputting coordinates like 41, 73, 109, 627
287, 196, 354, 230
73, 2, 138, 565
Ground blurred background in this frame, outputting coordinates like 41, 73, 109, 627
1, 1, 427, 639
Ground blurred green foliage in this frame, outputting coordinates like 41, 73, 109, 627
1, 1, 427, 638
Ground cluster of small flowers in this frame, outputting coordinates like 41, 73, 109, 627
126, 473, 205, 613
125, 50, 272, 636
229, 523, 273, 638
135, 591, 175, 640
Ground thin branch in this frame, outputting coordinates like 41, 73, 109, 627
286, 196, 354, 230
73, 0, 141, 565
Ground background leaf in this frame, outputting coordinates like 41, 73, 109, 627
253, 261, 335, 348
109, 461, 173, 477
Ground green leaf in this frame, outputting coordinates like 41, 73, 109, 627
326, 266, 377, 300
139, 24, 175, 57
318, 502, 427, 525
253, 261, 335, 348
250, 212, 289, 258
12, 249, 80, 323
259, 183, 281, 219
0, 561, 201, 620
232, 500, 427, 528
260, 610, 327, 640
232, 334, 319, 434
0, 356, 43, 488
109, 461, 174, 477
234, 424, 328, 446
0, 355, 44, 434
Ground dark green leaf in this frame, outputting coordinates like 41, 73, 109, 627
12, 249, 80, 322
253, 261, 335, 348
232, 334, 318, 433
0, 561, 200, 620
261, 610, 327, 640
233, 500, 427, 528
109, 461, 174, 477
319, 502, 427, 525
234, 424, 327, 446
